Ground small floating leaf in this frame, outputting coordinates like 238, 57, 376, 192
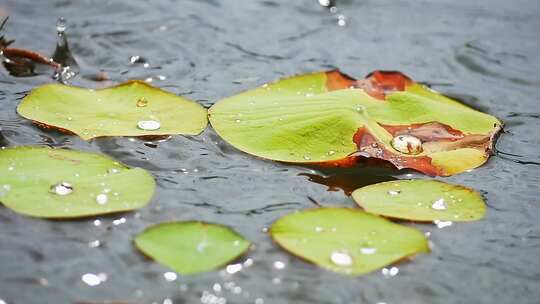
134, 221, 251, 275
18, 81, 207, 140
270, 208, 429, 275
351, 180, 486, 221
208, 70, 502, 176
0, 146, 155, 218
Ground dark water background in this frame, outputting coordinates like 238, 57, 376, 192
1, 0, 540, 303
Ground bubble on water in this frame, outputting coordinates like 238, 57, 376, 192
391, 135, 423, 155
360, 247, 377, 255
93, 219, 101, 226
163, 272, 177, 282
273, 261, 286, 270
112, 217, 126, 225
96, 193, 108, 205
387, 190, 401, 196
319, 0, 331, 6
213, 283, 222, 293
88, 240, 101, 248
226, 263, 242, 274
431, 198, 447, 210
137, 97, 148, 107
382, 266, 399, 277
51, 182, 73, 195
434, 220, 453, 228
330, 251, 353, 267
255, 298, 264, 304
137, 120, 161, 131
81, 273, 106, 286
337, 14, 347, 26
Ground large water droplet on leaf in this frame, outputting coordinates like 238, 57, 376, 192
391, 135, 423, 155
51, 181, 73, 196
137, 120, 161, 131
330, 251, 353, 266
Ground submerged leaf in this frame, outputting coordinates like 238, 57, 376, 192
0, 146, 155, 218
18, 81, 208, 140
270, 208, 429, 275
352, 179, 486, 222
134, 221, 251, 275
208, 70, 502, 176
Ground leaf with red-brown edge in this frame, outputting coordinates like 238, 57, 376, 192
209, 70, 502, 176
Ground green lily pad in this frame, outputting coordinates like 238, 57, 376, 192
352, 179, 486, 222
134, 221, 251, 275
0, 146, 155, 218
18, 81, 208, 140
208, 70, 502, 176
270, 208, 429, 275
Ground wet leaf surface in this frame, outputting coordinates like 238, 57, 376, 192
17, 81, 208, 140
352, 179, 486, 221
0, 146, 155, 218
270, 207, 429, 275
134, 221, 251, 275
209, 70, 502, 176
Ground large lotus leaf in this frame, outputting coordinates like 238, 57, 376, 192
270, 208, 429, 275
208, 70, 502, 176
18, 81, 207, 140
134, 221, 251, 275
0, 146, 155, 218
352, 179, 486, 222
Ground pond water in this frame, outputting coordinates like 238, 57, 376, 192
1, 0, 539, 303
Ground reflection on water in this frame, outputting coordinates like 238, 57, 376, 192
1, 0, 540, 303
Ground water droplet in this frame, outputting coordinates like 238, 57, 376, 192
81, 273, 106, 286
330, 251, 353, 267
93, 219, 101, 226
434, 220, 453, 228
197, 240, 209, 252
96, 193, 108, 205
7, 166, 14, 171
303, 155, 311, 160
235, 119, 241, 123
360, 247, 377, 255
136, 97, 148, 107
51, 182, 73, 195
387, 190, 401, 196
163, 272, 177, 282
327, 150, 336, 156
273, 261, 286, 270
108, 168, 120, 174
391, 135, 423, 155
56, 17, 66, 33
315, 226, 324, 232
137, 120, 161, 131
431, 198, 447, 211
